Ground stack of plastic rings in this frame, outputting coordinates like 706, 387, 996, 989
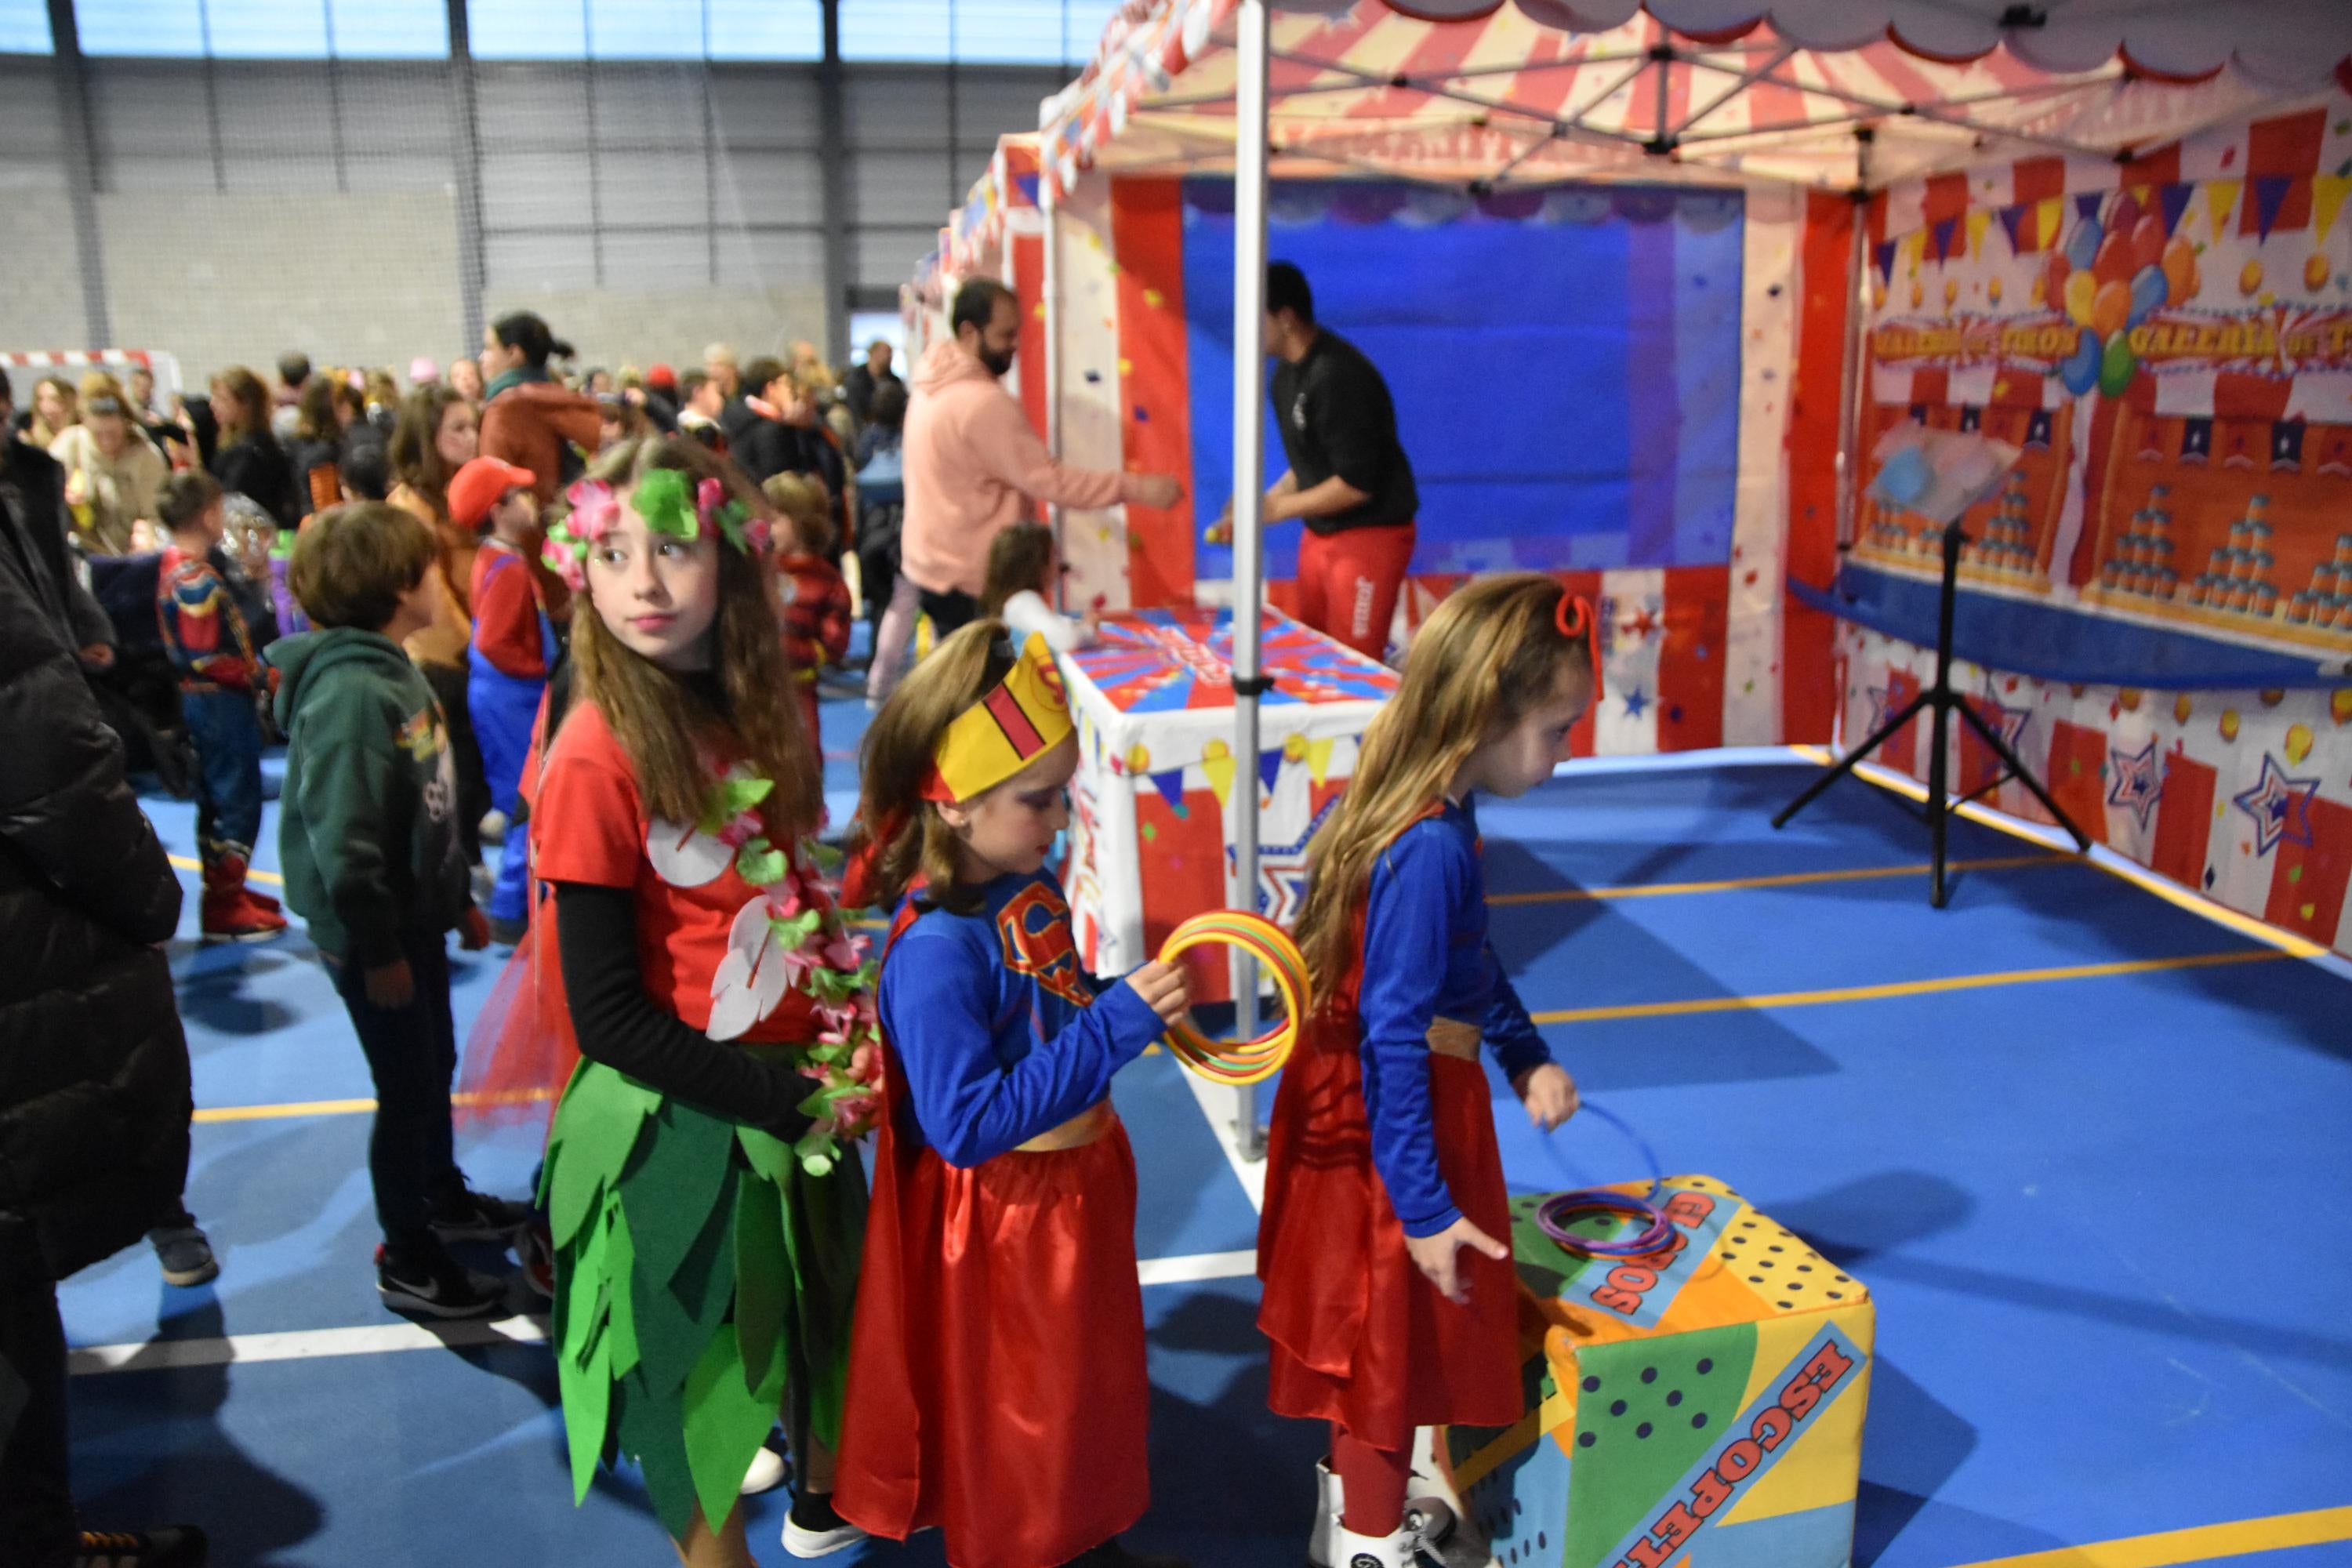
1158, 910, 1309, 1087
1533, 1104, 1674, 1258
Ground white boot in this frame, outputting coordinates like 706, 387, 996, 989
1306, 1460, 1346, 1566
1330, 1519, 1420, 1568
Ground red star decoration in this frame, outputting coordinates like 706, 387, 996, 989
1621, 606, 1661, 643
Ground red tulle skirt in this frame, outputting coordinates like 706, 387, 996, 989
835, 1094, 1150, 1568
1256, 1009, 1522, 1451
455, 884, 579, 1135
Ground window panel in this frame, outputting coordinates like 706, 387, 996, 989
205, 0, 330, 56
75, 0, 207, 56
589, 0, 700, 60
466, 0, 588, 60
327, 0, 446, 57
0, 0, 51, 53
839, 0, 949, 64
705, 0, 818, 60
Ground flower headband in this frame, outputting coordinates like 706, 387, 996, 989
541, 470, 773, 591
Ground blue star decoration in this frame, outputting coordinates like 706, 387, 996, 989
2107, 740, 2162, 829
1229, 795, 1339, 926
1623, 688, 1650, 720
2230, 752, 2320, 857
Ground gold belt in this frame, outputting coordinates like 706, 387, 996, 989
1015, 1100, 1115, 1152
1427, 1018, 1481, 1061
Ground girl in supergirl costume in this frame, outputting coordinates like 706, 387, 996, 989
1258, 574, 1593, 1568
524, 435, 880, 1568
830, 622, 1195, 1568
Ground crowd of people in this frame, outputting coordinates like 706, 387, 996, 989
0, 267, 1491, 1568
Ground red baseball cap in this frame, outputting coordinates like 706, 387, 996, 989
448, 456, 536, 530
646, 362, 678, 393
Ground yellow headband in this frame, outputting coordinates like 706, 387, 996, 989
921, 632, 1074, 803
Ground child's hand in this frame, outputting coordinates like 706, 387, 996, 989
458, 906, 492, 951
1405, 1217, 1510, 1306
364, 959, 416, 1008
1125, 960, 1192, 1025
1513, 1062, 1581, 1131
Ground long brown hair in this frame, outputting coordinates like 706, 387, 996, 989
212, 367, 270, 445
568, 434, 817, 837
388, 384, 469, 518
1291, 572, 1595, 1000
979, 522, 1055, 621
843, 621, 1016, 915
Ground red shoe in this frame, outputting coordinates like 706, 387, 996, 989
200, 851, 289, 945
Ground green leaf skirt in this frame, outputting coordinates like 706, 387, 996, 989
540, 1058, 868, 1540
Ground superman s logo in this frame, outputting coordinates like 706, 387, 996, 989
998, 884, 1094, 1008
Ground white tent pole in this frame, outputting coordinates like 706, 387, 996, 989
1228, 0, 1272, 1161
1042, 176, 1065, 605
1833, 129, 1871, 553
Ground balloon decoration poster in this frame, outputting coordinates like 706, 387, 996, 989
1857, 102, 2352, 662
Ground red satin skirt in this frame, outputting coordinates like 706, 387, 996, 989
834, 1107, 1149, 1568
1256, 1012, 1521, 1451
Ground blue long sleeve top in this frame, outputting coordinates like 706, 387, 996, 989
1357, 796, 1553, 1239
878, 868, 1167, 1169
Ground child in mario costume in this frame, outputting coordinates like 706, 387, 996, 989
831, 622, 1196, 1568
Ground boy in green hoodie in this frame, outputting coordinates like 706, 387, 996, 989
271, 502, 525, 1319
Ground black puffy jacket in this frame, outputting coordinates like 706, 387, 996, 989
0, 475, 193, 1279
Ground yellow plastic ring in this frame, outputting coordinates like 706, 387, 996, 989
1157, 911, 1309, 1087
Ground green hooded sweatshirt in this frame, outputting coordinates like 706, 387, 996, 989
268, 627, 470, 965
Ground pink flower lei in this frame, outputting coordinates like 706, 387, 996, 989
702, 772, 881, 1177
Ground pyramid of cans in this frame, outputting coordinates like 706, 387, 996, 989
2183, 492, 2278, 618
2286, 532, 2352, 632
1961, 470, 2038, 579
2103, 483, 2183, 603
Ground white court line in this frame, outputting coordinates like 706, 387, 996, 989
67, 1251, 1261, 1376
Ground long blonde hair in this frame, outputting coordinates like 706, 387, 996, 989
1292, 573, 1594, 1000
842, 621, 1017, 915
569, 434, 817, 836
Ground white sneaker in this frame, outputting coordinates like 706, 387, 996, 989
740, 1445, 786, 1497
1330, 1518, 1420, 1568
1308, 1460, 1345, 1567
479, 809, 509, 846
781, 1500, 867, 1559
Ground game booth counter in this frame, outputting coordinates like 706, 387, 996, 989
908, 1, 2352, 976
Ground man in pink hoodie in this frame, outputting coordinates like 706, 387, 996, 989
872, 278, 1181, 701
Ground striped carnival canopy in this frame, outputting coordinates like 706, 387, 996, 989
1039, 0, 2352, 197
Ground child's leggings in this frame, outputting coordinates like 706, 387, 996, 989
1332, 1424, 1410, 1537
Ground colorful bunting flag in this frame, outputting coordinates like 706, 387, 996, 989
1305, 737, 1334, 788
2036, 196, 2065, 251
2158, 181, 2195, 237
1258, 749, 1283, 796
1965, 210, 1991, 260
2207, 180, 2242, 244
1201, 748, 1236, 808
2253, 176, 2296, 241
1150, 768, 1186, 810
2316, 173, 2352, 242
1995, 204, 2027, 254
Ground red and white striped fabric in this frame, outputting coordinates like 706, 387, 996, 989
2, 349, 181, 402
1040, 0, 2352, 202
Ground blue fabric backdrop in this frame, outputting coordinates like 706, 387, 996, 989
1180, 180, 1745, 583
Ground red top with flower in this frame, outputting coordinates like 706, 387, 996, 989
534, 699, 833, 1045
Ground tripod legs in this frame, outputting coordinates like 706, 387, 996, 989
1771, 691, 1933, 831
1956, 699, 2094, 854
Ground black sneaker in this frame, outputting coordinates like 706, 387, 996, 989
71, 1526, 208, 1567
376, 1244, 506, 1319
427, 1183, 531, 1243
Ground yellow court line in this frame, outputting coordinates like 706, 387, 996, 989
167, 854, 283, 887
1788, 746, 2331, 961
1527, 946, 2288, 1026
1949, 1502, 2352, 1568
195, 1096, 378, 1124
1488, 853, 2056, 905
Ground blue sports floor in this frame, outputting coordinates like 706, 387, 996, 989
56, 688, 2352, 1567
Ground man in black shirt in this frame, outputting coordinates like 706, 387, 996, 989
1221, 262, 1419, 659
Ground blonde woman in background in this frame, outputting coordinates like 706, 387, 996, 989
17, 375, 77, 448
50, 374, 166, 555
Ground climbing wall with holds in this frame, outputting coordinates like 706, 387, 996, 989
1441, 1177, 1874, 1568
